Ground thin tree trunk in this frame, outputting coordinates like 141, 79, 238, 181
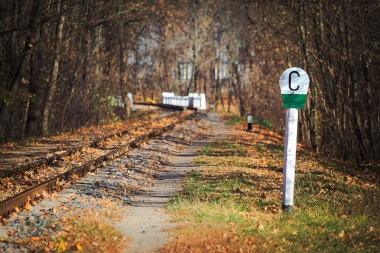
42, 0, 65, 136
361, 46, 375, 161
227, 80, 232, 113
0, 0, 45, 137
296, 2, 317, 151
344, 0, 367, 163
214, 77, 221, 111
6, 0, 20, 88
26, 22, 46, 138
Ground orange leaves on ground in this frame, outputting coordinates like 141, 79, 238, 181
76, 243, 83, 251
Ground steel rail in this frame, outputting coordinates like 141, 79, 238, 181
0, 112, 193, 218
0, 113, 178, 178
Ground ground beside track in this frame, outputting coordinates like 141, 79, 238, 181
0, 110, 225, 252
0, 105, 171, 170
119, 112, 229, 252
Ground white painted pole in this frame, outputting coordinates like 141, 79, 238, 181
282, 108, 298, 211
200, 93, 206, 110
247, 115, 253, 131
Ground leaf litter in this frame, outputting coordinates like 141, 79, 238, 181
0, 110, 208, 252
163, 115, 380, 253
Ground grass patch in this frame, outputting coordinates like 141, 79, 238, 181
164, 124, 380, 252
225, 113, 272, 128
199, 139, 247, 156
226, 114, 246, 125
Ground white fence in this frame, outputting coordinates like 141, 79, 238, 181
162, 92, 206, 110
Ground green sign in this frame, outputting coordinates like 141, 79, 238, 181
279, 68, 310, 108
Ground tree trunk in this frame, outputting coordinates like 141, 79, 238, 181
42, 0, 65, 136
0, 0, 45, 137
344, 0, 367, 163
214, 77, 221, 111
6, 0, 20, 88
26, 22, 46, 138
123, 95, 131, 118
295, 2, 317, 151
227, 80, 232, 113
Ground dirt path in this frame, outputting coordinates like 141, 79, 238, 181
118, 112, 229, 253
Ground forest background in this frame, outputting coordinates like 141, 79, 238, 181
0, 0, 379, 168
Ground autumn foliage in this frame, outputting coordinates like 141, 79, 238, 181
0, 0, 379, 167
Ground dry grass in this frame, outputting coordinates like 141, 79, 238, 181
2, 199, 128, 252
163, 114, 380, 253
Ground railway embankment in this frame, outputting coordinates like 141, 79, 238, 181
2, 110, 378, 252
0, 108, 219, 252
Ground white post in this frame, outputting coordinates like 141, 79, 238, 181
247, 115, 253, 131
127, 93, 133, 109
282, 108, 298, 211
200, 93, 206, 110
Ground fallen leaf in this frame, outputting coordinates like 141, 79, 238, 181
51, 207, 58, 215
30, 235, 41, 241
247, 237, 256, 242
257, 224, 264, 230
24, 202, 33, 212
42, 191, 49, 198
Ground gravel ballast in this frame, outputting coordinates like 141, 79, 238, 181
0, 111, 224, 253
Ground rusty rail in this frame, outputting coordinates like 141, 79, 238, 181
0, 114, 178, 178
0, 112, 193, 218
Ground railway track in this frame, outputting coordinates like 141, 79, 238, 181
0, 109, 196, 218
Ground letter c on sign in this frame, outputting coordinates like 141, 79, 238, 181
289, 71, 300, 91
